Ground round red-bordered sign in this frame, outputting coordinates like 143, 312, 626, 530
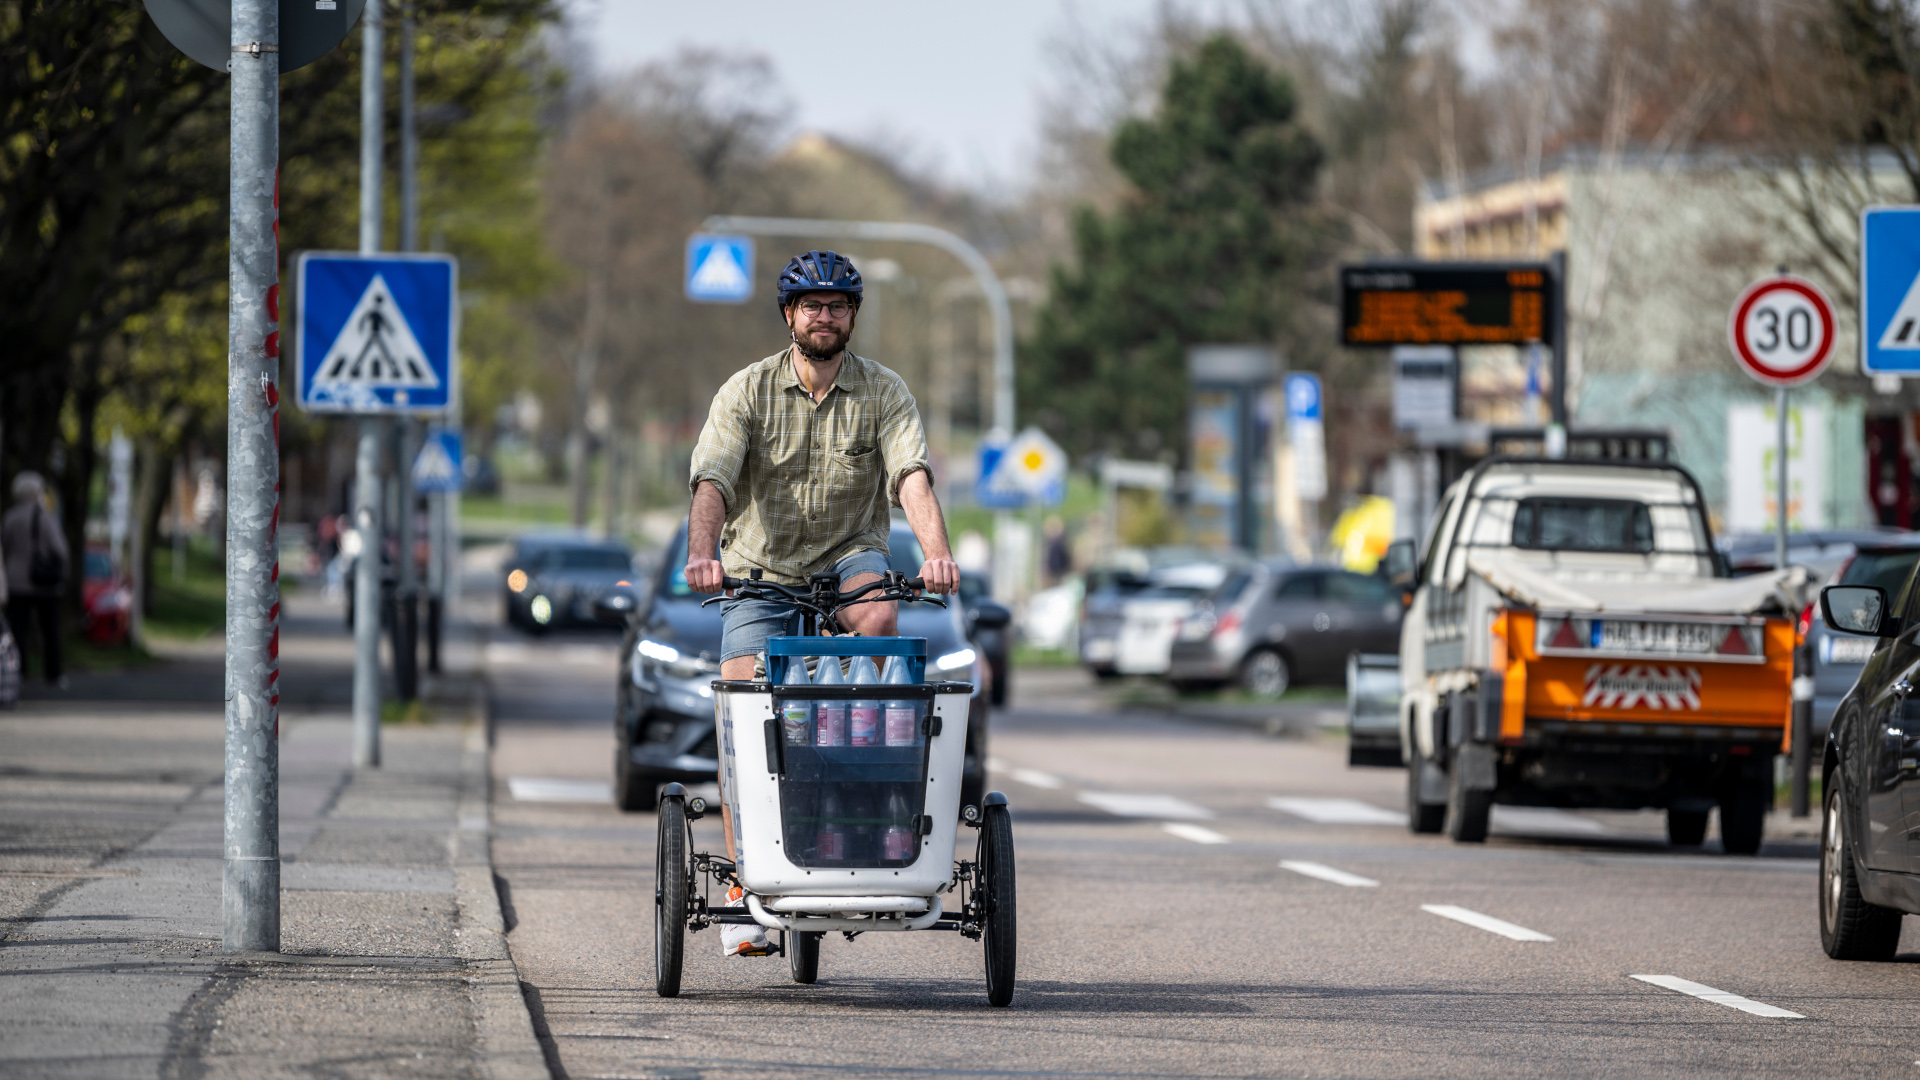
1728, 275, 1836, 386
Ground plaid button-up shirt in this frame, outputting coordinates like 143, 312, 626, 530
689, 350, 932, 584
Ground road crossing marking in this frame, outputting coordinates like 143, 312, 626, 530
1077, 792, 1215, 820
1268, 796, 1406, 825
507, 777, 612, 803
1629, 975, 1805, 1018
1162, 823, 1228, 844
1419, 904, 1554, 941
1009, 768, 1064, 790
1280, 860, 1378, 887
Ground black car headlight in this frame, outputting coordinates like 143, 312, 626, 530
638, 638, 718, 681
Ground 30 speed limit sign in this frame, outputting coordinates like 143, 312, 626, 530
1728, 275, 1836, 386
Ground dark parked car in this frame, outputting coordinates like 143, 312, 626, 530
1809, 543, 1920, 740
1166, 563, 1403, 696
502, 534, 634, 633
604, 523, 998, 812
957, 571, 1011, 707
1814, 570, 1920, 958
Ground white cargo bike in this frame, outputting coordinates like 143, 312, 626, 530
653, 569, 1017, 1005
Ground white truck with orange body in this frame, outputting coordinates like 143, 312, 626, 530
1383, 457, 1802, 853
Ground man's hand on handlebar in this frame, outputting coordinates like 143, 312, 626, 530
686, 557, 727, 594
917, 557, 960, 596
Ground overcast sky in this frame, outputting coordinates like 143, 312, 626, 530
564, 0, 1239, 188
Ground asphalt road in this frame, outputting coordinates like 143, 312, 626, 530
485, 624, 1920, 1080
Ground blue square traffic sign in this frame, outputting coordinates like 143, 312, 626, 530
1862, 207, 1920, 374
295, 252, 458, 413
686, 234, 754, 303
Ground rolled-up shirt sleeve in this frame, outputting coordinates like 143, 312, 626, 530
689, 373, 751, 511
878, 374, 932, 508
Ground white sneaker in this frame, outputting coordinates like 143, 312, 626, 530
720, 886, 772, 957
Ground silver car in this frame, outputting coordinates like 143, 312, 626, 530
1167, 563, 1402, 696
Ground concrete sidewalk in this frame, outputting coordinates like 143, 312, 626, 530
0, 637, 544, 1078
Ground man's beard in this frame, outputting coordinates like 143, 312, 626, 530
791, 320, 851, 362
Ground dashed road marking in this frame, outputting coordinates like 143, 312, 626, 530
1009, 768, 1064, 790
1162, 823, 1229, 844
1492, 805, 1605, 835
1078, 792, 1215, 820
507, 777, 612, 803
1419, 904, 1554, 941
1630, 975, 1805, 1018
1280, 860, 1378, 887
1268, 796, 1407, 825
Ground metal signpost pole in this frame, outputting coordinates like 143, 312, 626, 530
394, 3, 421, 694
223, 0, 282, 953
1781, 383, 1812, 818
352, 0, 384, 766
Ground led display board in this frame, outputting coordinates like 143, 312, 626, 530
1341, 263, 1553, 347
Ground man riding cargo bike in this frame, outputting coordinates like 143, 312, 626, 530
665, 250, 1017, 1004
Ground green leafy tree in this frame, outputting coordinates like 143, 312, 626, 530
1021, 33, 1330, 459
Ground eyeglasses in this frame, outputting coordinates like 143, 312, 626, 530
796, 299, 854, 319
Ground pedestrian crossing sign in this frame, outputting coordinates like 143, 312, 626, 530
412, 430, 464, 494
1862, 207, 1920, 374
686, 234, 754, 303
295, 251, 458, 413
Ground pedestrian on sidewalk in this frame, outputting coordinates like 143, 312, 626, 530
3, 472, 68, 688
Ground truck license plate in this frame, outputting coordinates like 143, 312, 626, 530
1596, 620, 1718, 655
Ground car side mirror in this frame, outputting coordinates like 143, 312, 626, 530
1382, 539, 1417, 589
970, 601, 1012, 631
592, 586, 639, 624
1822, 585, 1896, 638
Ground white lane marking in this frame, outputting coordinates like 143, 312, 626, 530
1077, 792, 1215, 820
1630, 975, 1805, 1018
1009, 768, 1064, 790
1280, 860, 1379, 887
1419, 904, 1554, 941
1268, 796, 1407, 825
1492, 805, 1605, 835
484, 642, 612, 666
1162, 823, 1229, 844
986, 757, 1010, 773
507, 777, 613, 803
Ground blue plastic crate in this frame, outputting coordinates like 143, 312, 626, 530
766, 636, 926, 684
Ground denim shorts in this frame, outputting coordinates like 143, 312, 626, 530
719, 548, 894, 664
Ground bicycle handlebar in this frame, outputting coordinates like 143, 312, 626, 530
697, 569, 947, 616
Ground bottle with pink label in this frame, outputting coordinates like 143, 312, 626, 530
847, 655, 881, 746
881, 787, 915, 861
881, 653, 920, 746
815, 789, 847, 861
813, 655, 846, 746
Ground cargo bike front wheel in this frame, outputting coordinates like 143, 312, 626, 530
976, 797, 1017, 1006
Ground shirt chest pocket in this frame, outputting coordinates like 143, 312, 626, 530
828, 440, 881, 489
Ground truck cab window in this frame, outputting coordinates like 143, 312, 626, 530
1510, 498, 1655, 554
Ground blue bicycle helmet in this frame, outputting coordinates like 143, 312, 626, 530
776, 250, 863, 314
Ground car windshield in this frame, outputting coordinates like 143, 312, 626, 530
888, 531, 926, 576
1842, 550, 1920, 599
84, 552, 113, 579
1511, 498, 1655, 554
549, 548, 632, 571
1209, 570, 1253, 605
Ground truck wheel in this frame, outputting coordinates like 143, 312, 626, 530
1445, 759, 1491, 843
1718, 779, 1770, 855
1820, 776, 1902, 960
1406, 745, 1445, 834
1666, 808, 1708, 846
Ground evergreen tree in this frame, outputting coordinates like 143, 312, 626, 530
1022, 34, 1327, 459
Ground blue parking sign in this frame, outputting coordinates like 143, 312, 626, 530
295, 252, 457, 413
1863, 207, 1920, 374
686, 234, 754, 303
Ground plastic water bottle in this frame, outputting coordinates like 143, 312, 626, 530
881, 787, 915, 861
848, 655, 881, 746
882, 654, 919, 747
816, 790, 847, 861
813, 656, 847, 746
779, 654, 812, 745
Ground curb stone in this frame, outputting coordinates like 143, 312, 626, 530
453, 707, 549, 1080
